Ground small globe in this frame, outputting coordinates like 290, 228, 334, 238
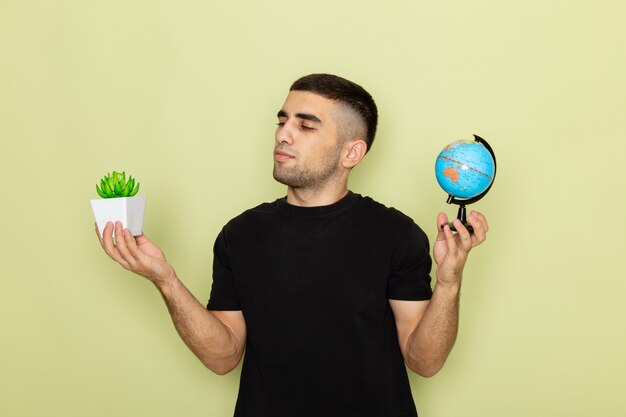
435, 139, 495, 199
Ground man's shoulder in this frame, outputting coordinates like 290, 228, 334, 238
357, 194, 417, 226
358, 194, 430, 244
221, 198, 282, 233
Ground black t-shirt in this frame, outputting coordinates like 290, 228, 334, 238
207, 191, 433, 417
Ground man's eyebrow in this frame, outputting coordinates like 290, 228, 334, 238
296, 113, 322, 123
276, 110, 322, 124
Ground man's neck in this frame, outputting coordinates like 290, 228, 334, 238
286, 183, 349, 207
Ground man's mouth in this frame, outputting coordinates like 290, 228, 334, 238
274, 150, 295, 161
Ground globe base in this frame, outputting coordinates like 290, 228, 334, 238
442, 204, 474, 234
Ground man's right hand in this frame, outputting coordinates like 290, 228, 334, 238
96, 221, 175, 287
96, 221, 246, 375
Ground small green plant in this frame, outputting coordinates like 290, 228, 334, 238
96, 171, 140, 198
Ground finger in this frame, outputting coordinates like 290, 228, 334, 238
114, 221, 136, 266
101, 222, 132, 269
101, 221, 117, 252
469, 210, 489, 233
443, 222, 458, 256
122, 226, 142, 260
453, 219, 473, 252
467, 211, 488, 245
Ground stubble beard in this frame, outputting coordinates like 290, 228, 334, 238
273, 147, 343, 190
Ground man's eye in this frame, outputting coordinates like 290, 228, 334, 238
276, 122, 285, 127
300, 123, 314, 131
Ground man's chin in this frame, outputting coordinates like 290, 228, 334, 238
273, 174, 292, 187
273, 169, 301, 188
272, 169, 288, 186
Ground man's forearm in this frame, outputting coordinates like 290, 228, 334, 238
406, 282, 460, 377
156, 275, 244, 375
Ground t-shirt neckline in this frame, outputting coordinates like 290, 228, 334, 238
275, 191, 359, 217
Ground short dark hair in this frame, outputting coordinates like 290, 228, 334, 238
290, 74, 378, 152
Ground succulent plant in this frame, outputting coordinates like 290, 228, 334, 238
96, 171, 140, 198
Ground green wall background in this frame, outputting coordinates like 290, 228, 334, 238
1, 0, 625, 416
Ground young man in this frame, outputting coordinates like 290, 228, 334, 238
97, 74, 488, 417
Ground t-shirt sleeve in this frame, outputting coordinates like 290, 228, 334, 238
387, 220, 433, 301
206, 228, 242, 311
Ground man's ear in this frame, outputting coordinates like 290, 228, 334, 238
342, 140, 368, 169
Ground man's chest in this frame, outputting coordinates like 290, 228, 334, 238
226, 217, 394, 317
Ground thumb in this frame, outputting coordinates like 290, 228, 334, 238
436, 213, 449, 240
133, 233, 151, 245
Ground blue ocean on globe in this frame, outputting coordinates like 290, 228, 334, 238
435, 140, 495, 199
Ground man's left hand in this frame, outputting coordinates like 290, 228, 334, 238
433, 211, 489, 288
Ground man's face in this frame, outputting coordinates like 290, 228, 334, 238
273, 91, 344, 189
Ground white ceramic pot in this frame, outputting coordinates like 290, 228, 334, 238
91, 195, 146, 237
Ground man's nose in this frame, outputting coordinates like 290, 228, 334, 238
276, 123, 294, 144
